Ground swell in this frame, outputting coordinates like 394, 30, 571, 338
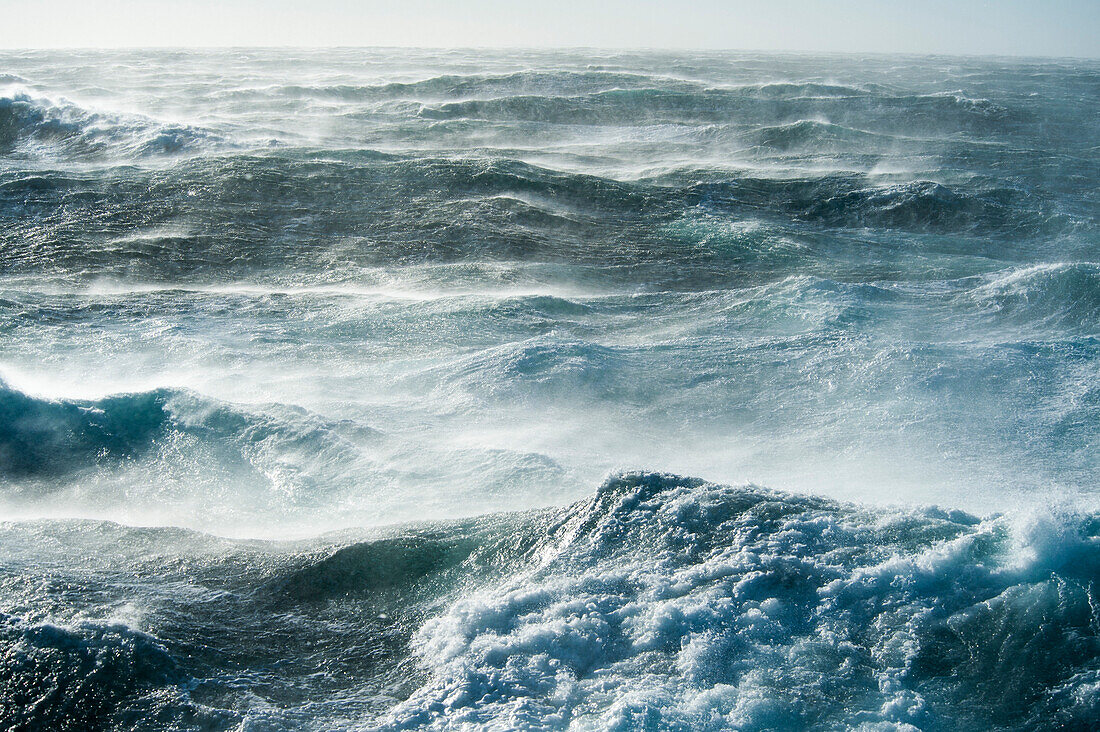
0, 153, 1071, 287
688, 175, 1066, 237
216, 77, 882, 105
752, 118, 888, 151
414, 86, 1017, 134
226, 70, 702, 103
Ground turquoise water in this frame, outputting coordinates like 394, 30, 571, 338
1, 49, 1098, 730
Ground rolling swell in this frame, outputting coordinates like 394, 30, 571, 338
0, 154, 1071, 291
240, 70, 699, 103
752, 119, 885, 151
689, 176, 1063, 237
414, 86, 1017, 134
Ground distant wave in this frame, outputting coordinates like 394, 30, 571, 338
752, 119, 886, 150
969, 261, 1098, 323
0, 152, 1068, 289
0, 380, 374, 487
210, 77, 908, 116
734, 80, 881, 98
414, 86, 1013, 133
0, 88, 222, 159
219, 70, 702, 103
691, 176, 1062, 236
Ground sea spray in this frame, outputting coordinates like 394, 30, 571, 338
0, 49, 1096, 729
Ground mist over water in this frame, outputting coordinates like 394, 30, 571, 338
1, 49, 1098, 729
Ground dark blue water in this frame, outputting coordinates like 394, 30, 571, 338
0, 49, 1098, 730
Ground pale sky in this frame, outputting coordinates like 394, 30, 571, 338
3, 0, 1098, 57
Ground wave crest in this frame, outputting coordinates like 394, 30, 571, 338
969, 262, 1100, 331
381, 472, 1100, 730
0, 89, 220, 159
0, 381, 376, 509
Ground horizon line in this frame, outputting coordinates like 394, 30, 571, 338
1, 45, 1097, 62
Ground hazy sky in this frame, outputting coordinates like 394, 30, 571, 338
3, 0, 1098, 57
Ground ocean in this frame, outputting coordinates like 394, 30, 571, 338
0, 48, 1098, 730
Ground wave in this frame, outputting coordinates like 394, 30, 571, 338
969, 262, 1100, 332
231, 72, 945, 109
0, 383, 171, 479
0, 378, 578, 533
376, 472, 1100, 730
0, 616, 193, 731
225, 70, 700, 104
753, 119, 886, 151
275, 535, 478, 602
0, 379, 375, 490
1, 151, 1067, 290
398, 336, 645, 413
0, 88, 221, 159
3, 472, 1099, 729
414, 86, 1015, 134
416, 88, 745, 125
805, 179, 1014, 232
690, 176, 1060, 236
733, 81, 882, 99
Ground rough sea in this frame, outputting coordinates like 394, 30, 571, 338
1, 49, 1098, 730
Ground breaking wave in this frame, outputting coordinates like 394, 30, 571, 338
970, 263, 1100, 331
0, 88, 222, 159
0, 380, 371, 483
381, 473, 1100, 730
8, 473, 1096, 730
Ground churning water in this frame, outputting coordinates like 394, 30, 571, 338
0, 49, 1098, 730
